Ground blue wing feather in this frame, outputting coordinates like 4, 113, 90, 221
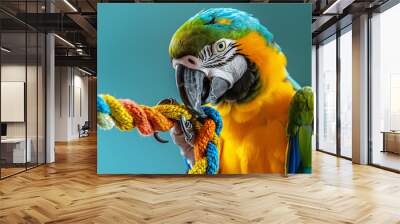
288, 134, 301, 173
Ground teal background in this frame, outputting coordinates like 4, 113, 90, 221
98, 3, 311, 174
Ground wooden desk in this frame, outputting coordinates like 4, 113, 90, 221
382, 131, 400, 154
1, 138, 31, 163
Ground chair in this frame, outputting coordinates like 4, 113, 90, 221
78, 121, 90, 138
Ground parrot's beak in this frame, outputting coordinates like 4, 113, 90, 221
175, 64, 229, 119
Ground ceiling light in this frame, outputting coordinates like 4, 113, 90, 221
322, 0, 342, 15
63, 0, 78, 12
1, 47, 11, 53
76, 48, 85, 55
54, 34, 75, 48
78, 67, 93, 76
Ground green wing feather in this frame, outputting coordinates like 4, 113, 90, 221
287, 86, 314, 173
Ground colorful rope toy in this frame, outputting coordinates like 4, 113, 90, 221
97, 94, 222, 174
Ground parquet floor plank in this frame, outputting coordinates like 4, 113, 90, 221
0, 135, 399, 223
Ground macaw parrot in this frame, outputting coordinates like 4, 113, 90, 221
169, 8, 313, 174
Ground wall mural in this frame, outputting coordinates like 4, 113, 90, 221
97, 4, 313, 174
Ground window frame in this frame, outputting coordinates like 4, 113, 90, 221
315, 24, 353, 160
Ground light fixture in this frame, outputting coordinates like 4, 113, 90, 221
63, 0, 78, 12
322, 0, 342, 15
76, 48, 83, 55
78, 67, 93, 76
1, 47, 11, 53
54, 34, 75, 48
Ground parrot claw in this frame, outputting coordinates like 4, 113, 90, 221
152, 98, 194, 145
152, 98, 179, 144
157, 98, 178, 105
153, 132, 169, 143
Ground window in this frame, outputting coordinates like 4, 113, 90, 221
0, 1, 47, 179
317, 36, 337, 154
370, 3, 400, 171
312, 46, 317, 150
339, 28, 352, 158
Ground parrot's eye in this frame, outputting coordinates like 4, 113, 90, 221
215, 41, 226, 53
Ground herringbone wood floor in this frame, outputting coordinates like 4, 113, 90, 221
0, 135, 399, 224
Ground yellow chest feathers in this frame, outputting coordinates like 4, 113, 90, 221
216, 81, 295, 174
215, 31, 297, 173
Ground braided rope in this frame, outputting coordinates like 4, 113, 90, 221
97, 94, 222, 174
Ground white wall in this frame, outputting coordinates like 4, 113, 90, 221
72, 73, 89, 138
1, 63, 46, 164
55, 67, 89, 141
1, 65, 40, 137
55, 66, 69, 141
1, 65, 26, 140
